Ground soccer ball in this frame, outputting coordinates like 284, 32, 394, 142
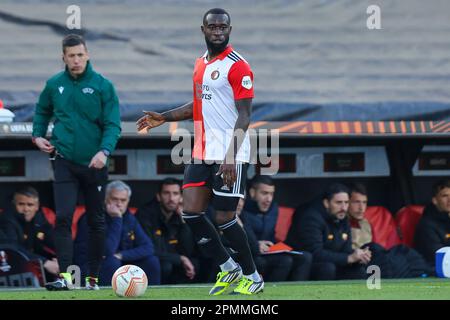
112, 265, 148, 297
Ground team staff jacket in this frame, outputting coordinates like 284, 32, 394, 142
241, 199, 278, 244
32, 61, 121, 166
414, 203, 450, 266
75, 210, 154, 262
136, 199, 196, 266
289, 201, 353, 266
1, 209, 56, 261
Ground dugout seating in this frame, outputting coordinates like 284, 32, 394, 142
365, 206, 402, 249
275, 206, 295, 242
395, 205, 425, 248
71, 205, 138, 239
41, 207, 56, 227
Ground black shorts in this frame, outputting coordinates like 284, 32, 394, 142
183, 162, 248, 211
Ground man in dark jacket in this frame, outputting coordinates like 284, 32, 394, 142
32, 34, 121, 290
136, 178, 198, 284
286, 183, 370, 280
0, 187, 59, 279
240, 175, 312, 281
414, 179, 450, 267
74, 181, 160, 287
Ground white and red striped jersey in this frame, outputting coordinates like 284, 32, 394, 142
192, 45, 254, 163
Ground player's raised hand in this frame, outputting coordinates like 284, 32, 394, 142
136, 110, 166, 132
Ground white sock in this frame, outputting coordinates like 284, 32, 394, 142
245, 271, 262, 282
220, 257, 238, 272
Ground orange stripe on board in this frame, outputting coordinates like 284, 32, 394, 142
278, 122, 306, 133
400, 121, 406, 133
312, 122, 322, 133
420, 122, 426, 133
429, 121, 435, 132
379, 122, 385, 134
354, 122, 362, 134
435, 123, 450, 132
249, 121, 268, 129
390, 122, 396, 133
367, 122, 374, 134
411, 122, 416, 133
328, 122, 337, 133
432, 121, 449, 132
169, 122, 178, 134
298, 123, 312, 133
341, 122, 350, 134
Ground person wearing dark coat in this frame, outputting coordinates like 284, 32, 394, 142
0, 187, 59, 279
240, 175, 312, 281
286, 183, 369, 280
348, 183, 430, 278
74, 181, 160, 286
414, 179, 450, 268
136, 178, 199, 284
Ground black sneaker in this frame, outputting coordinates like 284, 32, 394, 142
45, 273, 71, 291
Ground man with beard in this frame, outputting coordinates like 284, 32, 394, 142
288, 183, 370, 280
136, 178, 198, 284
137, 8, 263, 295
240, 175, 312, 282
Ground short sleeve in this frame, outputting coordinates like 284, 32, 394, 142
228, 60, 254, 100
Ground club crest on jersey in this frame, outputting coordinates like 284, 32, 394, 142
241, 76, 253, 89
82, 87, 94, 94
211, 70, 220, 80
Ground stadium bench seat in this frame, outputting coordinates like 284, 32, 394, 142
41, 206, 56, 227
71, 205, 86, 240
364, 206, 401, 249
275, 206, 295, 242
395, 205, 425, 248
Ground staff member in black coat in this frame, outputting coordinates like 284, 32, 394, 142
414, 179, 450, 267
136, 178, 198, 284
1, 186, 59, 279
286, 183, 371, 280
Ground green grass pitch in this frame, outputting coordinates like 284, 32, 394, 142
0, 278, 449, 300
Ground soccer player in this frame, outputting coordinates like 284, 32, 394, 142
32, 34, 121, 290
137, 8, 263, 295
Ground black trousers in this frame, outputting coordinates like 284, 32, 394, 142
255, 251, 313, 282
160, 257, 200, 284
53, 157, 107, 278
310, 262, 367, 280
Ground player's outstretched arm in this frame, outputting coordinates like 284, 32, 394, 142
136, 101, 193, 132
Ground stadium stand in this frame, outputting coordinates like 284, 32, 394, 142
1, 0, 449, 122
